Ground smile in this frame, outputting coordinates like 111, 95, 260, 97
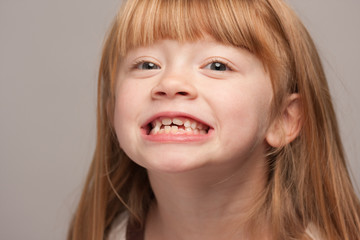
141, 112, 213, 142
147, 117, 210, 135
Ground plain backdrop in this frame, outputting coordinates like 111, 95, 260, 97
0, 0, 359, 239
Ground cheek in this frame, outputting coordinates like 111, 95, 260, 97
116, 81, 141, 109
113, 101, 128, 150
114, 90, 132, 131
114, 79, 148, 119
113, 82, 142, 147
215, 82, 273, 142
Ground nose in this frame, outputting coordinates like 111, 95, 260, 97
151, 73, 198, 100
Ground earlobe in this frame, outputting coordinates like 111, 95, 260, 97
266, 94, 302, 148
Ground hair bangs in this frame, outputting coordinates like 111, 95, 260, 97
115, 0, 266, 56
113, 0, 291, 118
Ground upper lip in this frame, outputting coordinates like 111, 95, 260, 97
141, 111, 213, 129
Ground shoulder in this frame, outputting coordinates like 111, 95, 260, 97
107, 211, 129, 240
305, 223, 325, 240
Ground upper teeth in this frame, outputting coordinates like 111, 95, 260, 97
162, 118, 172, 126
172, 118, 183, 125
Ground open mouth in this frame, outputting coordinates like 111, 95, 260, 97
144, 117, 210, 135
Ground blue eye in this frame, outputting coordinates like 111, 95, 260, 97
204, 61, 230, 71
137, 61, 160, 70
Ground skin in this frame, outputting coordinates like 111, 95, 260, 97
114, 38, 275, 239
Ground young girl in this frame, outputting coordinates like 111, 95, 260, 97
68, 0, 360, 239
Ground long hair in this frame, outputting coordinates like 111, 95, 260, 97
68, 0, 360, 239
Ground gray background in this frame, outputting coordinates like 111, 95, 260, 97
0, 0, 359, 239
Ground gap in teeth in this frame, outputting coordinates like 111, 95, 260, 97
149, 117, 209, 135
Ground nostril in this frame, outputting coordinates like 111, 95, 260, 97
151, 83, 197, 99
156, 92, 166, 96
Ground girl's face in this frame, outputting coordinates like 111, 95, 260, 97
114, 38, 273, 174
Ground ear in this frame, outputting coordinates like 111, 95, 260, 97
266, 94, 302, 148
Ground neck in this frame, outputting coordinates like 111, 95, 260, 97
145, 150, 271, 240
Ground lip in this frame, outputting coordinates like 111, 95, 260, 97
141, 111, 214, 142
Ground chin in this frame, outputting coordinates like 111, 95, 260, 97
138, 152, 207, 174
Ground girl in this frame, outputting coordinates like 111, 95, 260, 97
68, 0, 360, 239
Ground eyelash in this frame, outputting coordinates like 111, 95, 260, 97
131, 59, 160, 70
130, 58, 233, 71
203, 58, 233, 71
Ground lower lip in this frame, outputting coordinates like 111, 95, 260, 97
141, 129, 214, 143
